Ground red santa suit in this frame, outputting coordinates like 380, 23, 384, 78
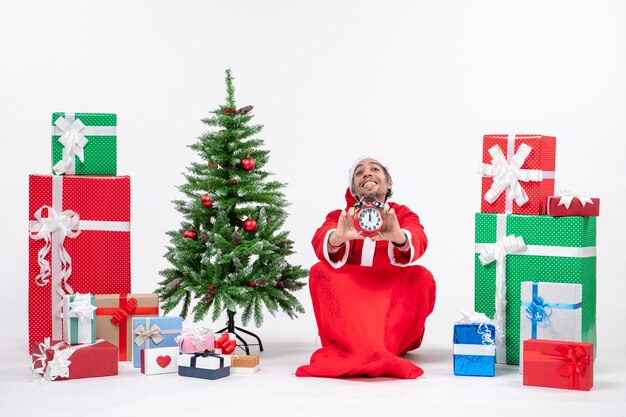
295, 189, 436, 379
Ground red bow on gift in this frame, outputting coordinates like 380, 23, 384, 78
555, 344, 590, 389
215, 334, 236, 354
110, 297, 138, 325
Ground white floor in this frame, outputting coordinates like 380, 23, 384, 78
2, 334, 624, 417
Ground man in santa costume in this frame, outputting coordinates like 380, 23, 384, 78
296, 157, 436, 379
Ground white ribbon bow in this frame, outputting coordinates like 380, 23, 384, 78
134, 324, 164, 346
28, 206, 81, 293
67, 293, 96, 322
478, 144, 543, 207
32, 338, 73, 382
456, 311, 492, 324
175, 327, 213, 350
477, 234, 526, 357
53, 116, 89, 175
557, 189, 594, 209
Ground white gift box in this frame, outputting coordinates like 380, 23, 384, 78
140, 346, 179, 375
519, 281, 582, 372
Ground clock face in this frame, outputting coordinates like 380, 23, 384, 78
357, 207, 383, 233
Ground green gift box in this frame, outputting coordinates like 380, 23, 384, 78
52, 112, 117, 175
474, 212, 596, 365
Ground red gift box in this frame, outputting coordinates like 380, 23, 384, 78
32, 338, 118, 381
546, 192, 600, 217
523, 339, 593, 391
28, 175, 131, 352
479, 134, 556, 214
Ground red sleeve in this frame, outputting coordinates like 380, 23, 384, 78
391, 204, 428, 265
311, 209, 346, 263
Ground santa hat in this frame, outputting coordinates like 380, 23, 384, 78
348, 156, 390, 196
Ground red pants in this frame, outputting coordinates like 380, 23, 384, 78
296, 261, 436, 379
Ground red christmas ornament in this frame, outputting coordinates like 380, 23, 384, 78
275, 281, 283, 288
248, 280, 256, 287
183, 228, 197, 240
240, 156, 255, 171
225, 107, 237, 116
209, 284, 214, 290
228, 179, 237, 185
242, 217, 257, 233
201, 194, 213, 207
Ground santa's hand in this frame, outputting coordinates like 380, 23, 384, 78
370, 208, 406, 245
329, 208, 363, 246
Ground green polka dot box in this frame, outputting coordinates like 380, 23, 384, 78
474, 212, 596, 366
51, 112, 117, 176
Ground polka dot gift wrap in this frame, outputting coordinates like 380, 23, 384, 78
28, 175, 131, 353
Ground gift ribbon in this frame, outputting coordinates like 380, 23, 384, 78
96, 294, 158, 361
477, 234, 526, 362
525, 343, 589, 390
521, 282, 582, 339
478, 135, 554, 213
66, 293, 96, 344
133, 317, 181, 348
28, 176, 131, 340
175, 327, 214, 352
556, 189, 595, 209
52, 115, 89, 175
32, 338, 104, 382
475, 214, 596, 363
189, 350, 225, 369
214, 333, 237, 354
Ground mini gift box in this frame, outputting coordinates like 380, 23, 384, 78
51, 112, 117, 175
546, 191, 600, 217
519, 282, 582, 372
178, 352, 230, 380
214, 333, 237, 354
63, 293, 96, 344
175, 327, 215, 353
453, 322, 496, 377
229, 354, 260, 374
32, 338, 118, 381
140, 346, 179, 375
523, 339, 593, 391
95, 293, 159, 361
132, 316, 183, 368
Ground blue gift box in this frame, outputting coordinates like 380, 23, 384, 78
131, 316, 183, 368
178, 352, 230, 380
453, 323, 496, 377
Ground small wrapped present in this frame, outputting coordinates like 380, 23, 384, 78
229, 354, 260, 374
546, 190, 600, 217
520, 282, 582, 372
132, 316, 183, 368
32, 338, 118, 381
453, 311, 496, 377
523, 339, 593, 391
28, 175, 131, 352
63, 293, 96, 344
214, 333, 237, 354
140, 346, 179, 375
51, 112, 117, 175
175, 327, 215, 353
478, 134, 556, 215
179, 351, 230, 380
95, 294, 159, 361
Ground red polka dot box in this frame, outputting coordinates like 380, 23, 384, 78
478, 134, 556, 215
28, 174, 131, 353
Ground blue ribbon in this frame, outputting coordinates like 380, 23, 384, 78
521, 282, 582, 339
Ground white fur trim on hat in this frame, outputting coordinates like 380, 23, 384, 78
348, 156, 390, 195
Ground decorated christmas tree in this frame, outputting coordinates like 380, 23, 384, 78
157, 69, 307, 330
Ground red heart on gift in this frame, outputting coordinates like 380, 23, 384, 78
156, 355, 172, 368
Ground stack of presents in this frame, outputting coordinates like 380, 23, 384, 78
453, 134, 599, 391
28, 112, 259, 382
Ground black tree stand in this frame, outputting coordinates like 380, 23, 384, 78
216, 310, 264, 355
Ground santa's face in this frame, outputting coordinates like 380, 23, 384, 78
352, 158, 392, 201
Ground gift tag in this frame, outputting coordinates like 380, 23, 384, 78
141, 346, 179, 375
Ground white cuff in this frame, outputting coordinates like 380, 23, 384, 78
323, 229, 349, 269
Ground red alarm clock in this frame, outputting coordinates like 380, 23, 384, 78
353, 196, 385, 237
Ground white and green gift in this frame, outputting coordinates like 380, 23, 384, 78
62, 293, 97, 344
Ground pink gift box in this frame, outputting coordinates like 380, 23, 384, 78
175, 328, 215, 353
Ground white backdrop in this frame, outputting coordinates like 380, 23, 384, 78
1, 0, 625, 405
